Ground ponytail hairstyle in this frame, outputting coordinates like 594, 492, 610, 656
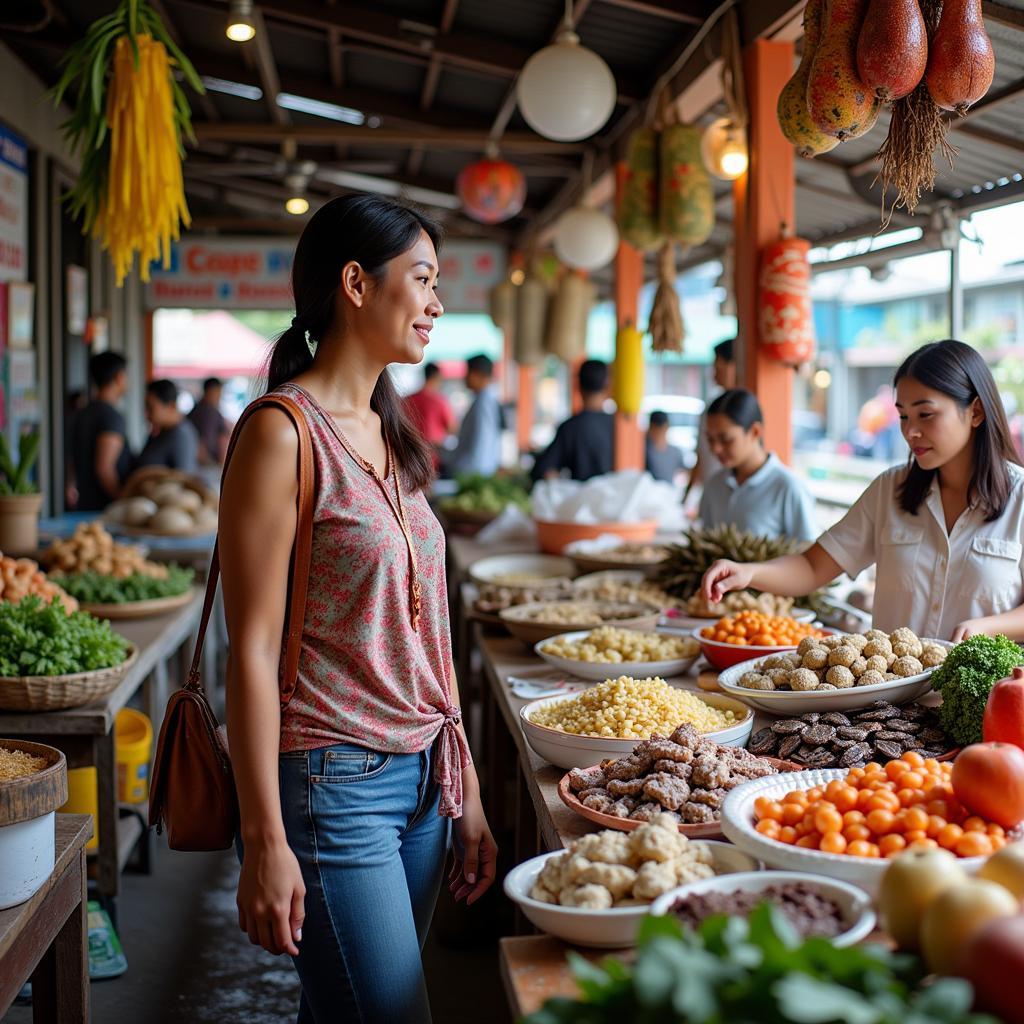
894, 339, 1019, 521
706, 388, 764, 432
265, 193, 442, 492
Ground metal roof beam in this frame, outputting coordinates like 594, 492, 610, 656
982, 1, 1024, 29
597, 0, 708, 24
191, 123, 586, 153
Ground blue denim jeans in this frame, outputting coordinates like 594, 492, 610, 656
277, 742, 450, 1024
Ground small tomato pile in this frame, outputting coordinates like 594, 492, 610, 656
753, 750, 1011, 859
700, 611, 826, 648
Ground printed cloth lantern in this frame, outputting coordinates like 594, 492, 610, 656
456, 159, 526, 224
759, 236, 816, 365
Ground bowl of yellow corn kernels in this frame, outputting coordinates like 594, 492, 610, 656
519, 676, 753, 769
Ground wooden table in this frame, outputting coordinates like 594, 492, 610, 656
0, 814, 92, 1023
0, 592, 205, 909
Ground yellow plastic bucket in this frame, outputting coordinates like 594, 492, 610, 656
115, 708, 153, 805
60, 766, 99, 851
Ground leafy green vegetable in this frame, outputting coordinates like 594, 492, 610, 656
931, 633, 1024, 745
50, 566, 194, 605
0, 596, 130, 676
440, 473, 531, 515
0, 431, 41, 495
521, 906, 996, 1024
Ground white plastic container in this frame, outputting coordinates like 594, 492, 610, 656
0, 810, 56, 909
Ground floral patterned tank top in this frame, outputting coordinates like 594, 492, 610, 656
274, 383, 468, 817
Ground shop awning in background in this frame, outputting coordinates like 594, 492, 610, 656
153, 309, 272, 379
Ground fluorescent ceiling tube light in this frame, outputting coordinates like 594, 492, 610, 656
324, 170, 461, 210
276, 94, 366, 125
200, 76, 263, 101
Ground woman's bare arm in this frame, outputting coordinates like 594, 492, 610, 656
219, 406, 305, 956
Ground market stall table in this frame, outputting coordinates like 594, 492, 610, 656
0, 592, 206, 912
0, 814, 92, 1023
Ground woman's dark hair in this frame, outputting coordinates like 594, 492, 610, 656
707, 388, 763, 431
265, 193, 443, 491
894, 339, 1019, 520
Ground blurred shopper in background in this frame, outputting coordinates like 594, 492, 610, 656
404, 362, 454, 471
188, 376, 232, 466
446, 354, 502, 477
530, 359, 614, 481
136, 379, 199, 473
69, 351, 133, 510
683, 337, 737, 505
645, 410, 687, 483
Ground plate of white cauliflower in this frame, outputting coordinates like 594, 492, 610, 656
503, 813, 758, 947
716, 629, 952, 716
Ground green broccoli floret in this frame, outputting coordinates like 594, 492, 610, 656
931, 634, 1024, 745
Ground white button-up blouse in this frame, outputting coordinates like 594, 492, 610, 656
817, 463, 1024, 639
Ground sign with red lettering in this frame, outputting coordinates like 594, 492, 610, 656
0, 127, 28, 285
145, 237, 504, 313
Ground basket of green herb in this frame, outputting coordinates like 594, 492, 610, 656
0, 597, 137, 711
50, 566, 195, 619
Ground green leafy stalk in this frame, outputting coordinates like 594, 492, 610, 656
50, 0, 204, 236
521, 905, 997, 1024
50, 566, 194, 605
0, 595, 130, 676
0, 432, 40, 495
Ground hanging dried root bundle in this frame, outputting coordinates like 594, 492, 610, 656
875, 0, 955, 219
648, 242, 685, 354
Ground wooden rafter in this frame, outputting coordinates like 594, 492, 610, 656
599, 0, 708, 24
982, 0, 1024, 29
406, 0, 459, 176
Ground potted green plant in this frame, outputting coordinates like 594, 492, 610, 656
0, 432, 43, 554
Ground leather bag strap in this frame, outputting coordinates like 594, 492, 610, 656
185, 392, 315, 709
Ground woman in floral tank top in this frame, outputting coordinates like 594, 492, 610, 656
218, 194, 497, 1024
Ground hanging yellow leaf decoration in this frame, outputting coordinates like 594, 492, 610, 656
101, 35, 190, 284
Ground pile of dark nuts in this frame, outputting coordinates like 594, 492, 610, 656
748, 700, 955, 769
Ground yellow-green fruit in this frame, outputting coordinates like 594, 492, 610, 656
807, 0, 881, 141
659, 125, 714, 246
613, 323, 645, 416
777, 0, 841, 157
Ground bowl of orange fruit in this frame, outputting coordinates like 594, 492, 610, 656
721, 753, 1003, 892
693, 612, 830, 670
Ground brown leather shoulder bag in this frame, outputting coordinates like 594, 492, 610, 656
149, 392, 315, 851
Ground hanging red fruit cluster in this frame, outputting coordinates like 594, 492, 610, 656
456, 158, 526, 224
759, 237, 816, 366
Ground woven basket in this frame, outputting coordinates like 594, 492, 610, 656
121, 466, 216, 506
0, 645, 138, 712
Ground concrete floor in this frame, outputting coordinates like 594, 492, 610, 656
3, 841, 513, 1024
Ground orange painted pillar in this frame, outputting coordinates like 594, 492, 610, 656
734, 39, 795, 464
613, 162, 644, 471
516, 363, 536, 454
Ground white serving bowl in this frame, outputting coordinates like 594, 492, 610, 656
468, 554, 576, 588
504, 840, 760, 948
648, 870, 876, 948
716, 638, 953, 715
535, 629, 700, 681
720, 768, 986, 894
520, 691, 753, 770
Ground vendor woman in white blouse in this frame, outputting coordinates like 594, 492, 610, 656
701, 340, 1024, 641
699, 388, 819, 542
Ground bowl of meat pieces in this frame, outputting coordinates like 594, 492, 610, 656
559, 723, 788, 836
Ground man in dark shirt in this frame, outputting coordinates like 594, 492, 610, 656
187, 377, 231, 465
136, 379, 200, 472
531, 360, 615, 481
70, 352, 133, 511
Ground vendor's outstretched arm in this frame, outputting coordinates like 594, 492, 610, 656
701, 543, 841, 602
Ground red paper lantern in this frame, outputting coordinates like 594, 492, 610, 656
456, 159, 526, 224
758, 236, 816, 365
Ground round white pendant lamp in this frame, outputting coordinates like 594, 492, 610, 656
701, 117, 749, 181
516, 10, 616, 142
553, 206, 619, 271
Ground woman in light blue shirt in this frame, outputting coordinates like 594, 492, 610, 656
698, 389, 819, 541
